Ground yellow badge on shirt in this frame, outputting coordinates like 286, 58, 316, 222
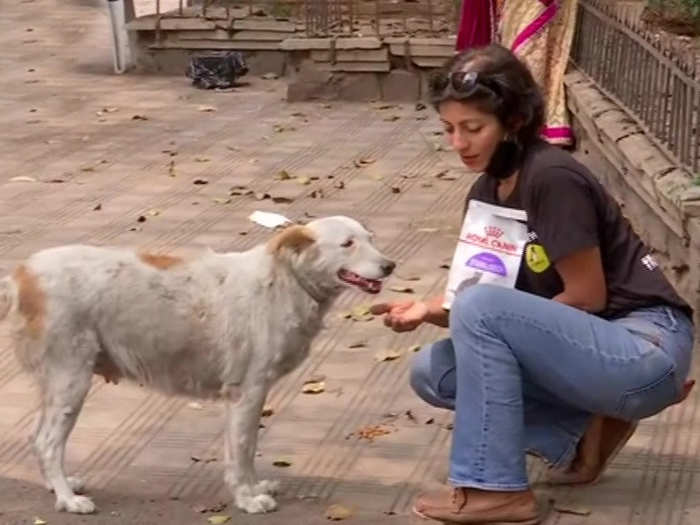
525, 244, 551, 273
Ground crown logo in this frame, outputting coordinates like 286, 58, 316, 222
484, 225, 503, 238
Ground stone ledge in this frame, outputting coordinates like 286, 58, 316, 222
565, 71, 697, 237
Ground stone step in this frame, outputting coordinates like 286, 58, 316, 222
311, 48, 389, 62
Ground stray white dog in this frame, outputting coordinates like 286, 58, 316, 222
0, 216, 394, 515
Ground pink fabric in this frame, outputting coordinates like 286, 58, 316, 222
541, 126, 574, 140
456, 0, 494, 51
510, 1, 559, 53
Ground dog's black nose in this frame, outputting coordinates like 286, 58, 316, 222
382, 260, 396, 276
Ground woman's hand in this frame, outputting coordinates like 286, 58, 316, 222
370, 300, 430, 332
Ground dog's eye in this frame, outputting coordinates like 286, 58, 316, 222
341, 239, 354, 248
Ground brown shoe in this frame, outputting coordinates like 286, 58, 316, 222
546, 415, 637, 485
412, 486, 543, 524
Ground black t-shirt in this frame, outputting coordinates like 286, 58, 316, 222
465, 141, 693, 320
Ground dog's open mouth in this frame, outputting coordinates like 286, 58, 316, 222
338, 268, 383, 294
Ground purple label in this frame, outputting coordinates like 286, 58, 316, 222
466, 252, 507, 276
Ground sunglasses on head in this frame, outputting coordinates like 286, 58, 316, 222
430, 70, 500, 97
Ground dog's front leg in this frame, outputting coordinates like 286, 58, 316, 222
224, 383, 278, 514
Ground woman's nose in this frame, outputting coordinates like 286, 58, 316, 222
450, 130, 469, 151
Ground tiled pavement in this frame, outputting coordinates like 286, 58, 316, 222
1, 1, 700, 524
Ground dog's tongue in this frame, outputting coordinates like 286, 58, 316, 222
358, 276, 382, 294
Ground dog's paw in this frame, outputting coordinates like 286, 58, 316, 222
253, 479, 279, 496
47, 476, 85, 494
55, 494, 97, 514
235, 485, 277, 514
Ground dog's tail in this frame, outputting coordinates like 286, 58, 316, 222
0, 276, 17, 321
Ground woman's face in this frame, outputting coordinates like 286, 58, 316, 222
439, 99, 507, 172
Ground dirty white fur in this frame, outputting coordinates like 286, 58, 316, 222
0, 216, 394, 515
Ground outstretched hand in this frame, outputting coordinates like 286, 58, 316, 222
370, 300, 429, 333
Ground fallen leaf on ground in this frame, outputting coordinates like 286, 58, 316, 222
137, 215, 147, 223
409, 344, 421, 353
33, 518, 47, 525
276, 170, 292, 180
353, 157, 375, 167
375, 103, 396, 110
325, 503, 353, 520
195, 157, 210, 163
309, 189, 324, 199
261, 404, 274, 417
389, 286, 414, 293
390, 186, 401, 193
81, 166, 95, 172
271, 196, 293, 204
255, 192, 271, 201
302, 381, 325, 394
168, 160, 176, 177
347, 423, 394, 441
439, 262, 451, 269
131, 114, 148, 120
348, 341, 367, 349
415, 102, 426, 111
93, 203, 102, 211
9, 176, 37, 182
334, 181, 345, 189
213, 197, 232, 204
383, 115, 400, 122
147, 209, 161, 216
342, 304, 374, 322
206, 516, 231, 524
304, 374, 326, 384
553, 502, 591, 516
375, 349, 402, 362
262, 72, 278, 80
273, 459, 292, 467
193, 501, 227, 513
290, 111, 306, 117
188, 401, 204, 410
193, 178, 209, 185
425, 418, 435, 424
198, 105, 217, 112
296, 176, 311, 185
405, 409, 417, 422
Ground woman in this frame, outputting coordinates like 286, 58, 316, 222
456, 0, 578, 146
372, 44, 694, 524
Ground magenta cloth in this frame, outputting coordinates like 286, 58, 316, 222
456, 0, 494, 51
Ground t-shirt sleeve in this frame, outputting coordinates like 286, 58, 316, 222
529, 166, 600, 263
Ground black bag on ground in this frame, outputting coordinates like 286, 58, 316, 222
186, 52, 249, 89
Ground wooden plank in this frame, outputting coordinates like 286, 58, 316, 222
390, 44, 454, 57
151, 39, 281, 50
233, 19, 296, 32
317, 61, 390, 72
311, 48, 389, 62
232, 30, 286, 41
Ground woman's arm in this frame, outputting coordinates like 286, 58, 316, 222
552, 246, 607, 313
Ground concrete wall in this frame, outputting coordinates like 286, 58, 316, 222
565, 71, 700, 321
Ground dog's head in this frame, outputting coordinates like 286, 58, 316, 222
267, 216, 395, 298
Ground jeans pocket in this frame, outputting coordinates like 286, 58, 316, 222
616, 366, 678, 421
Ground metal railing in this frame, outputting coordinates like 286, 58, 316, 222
570, 0, 699, 173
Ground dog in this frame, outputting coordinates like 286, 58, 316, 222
0, 216, 394, 514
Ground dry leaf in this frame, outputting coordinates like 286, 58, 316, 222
408, 344, 421, 353
187, 401, 204, 410
390, 186, 401, 193
389, 286, 414, 293
261, 404, 274, 417
325, 504, 353, 520
131, 114, 148, 120
375, 349, 402, 362
348, 341, 367, 349
276, 170, 292, 180
309, 189, 324, 199
272, 459, 292, 467
195, 157, 210, 163
213, 197, 232, 204
346, 304, 373, 322
383, 115, 400, 122
348, 423, 394, 441
9, 176, 37, 182
168, 160, 176, 177
302, 381, 325, 394
147, 209, 161, 216
440, 263, 450, 269
553, 502, 591, 516
304, 374, 326, 384
334, 180, 345, 189
405, 409, 417, 422
198, 105, 217, 112
425, 417, 435, 424
290, 111, 306, 117
296, 176, 311, 185
193, 178, 209, 185
262, 72, 278, 80
415, 102, 426, 111
271, 196, 294, 204
81, 166, 95, 172
93, 203, 102, 211
33, 518, 47, 525
255, 192, 271, 201
137, 215, 147, 223
206, 516, 231, 524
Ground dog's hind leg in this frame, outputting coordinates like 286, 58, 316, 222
32, 338, 96, 514
224, 383, 278, 514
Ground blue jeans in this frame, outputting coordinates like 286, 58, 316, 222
410, 284, 694, 491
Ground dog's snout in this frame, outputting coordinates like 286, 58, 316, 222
382, 260, 396, 276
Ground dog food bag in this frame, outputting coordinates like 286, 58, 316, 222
443, 199, 528, 309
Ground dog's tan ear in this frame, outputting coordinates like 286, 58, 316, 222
267, 225, 316, 254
